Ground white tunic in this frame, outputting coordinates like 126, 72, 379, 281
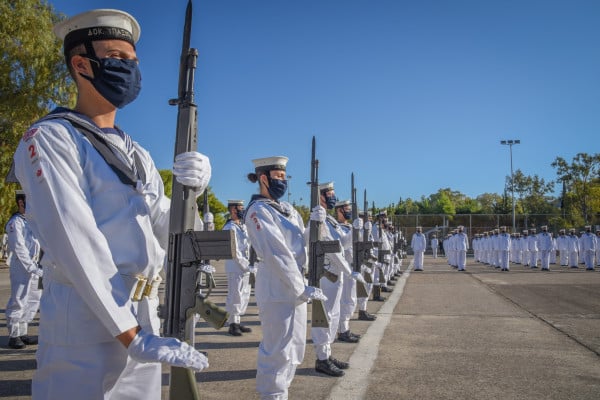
14, 110, 172, 399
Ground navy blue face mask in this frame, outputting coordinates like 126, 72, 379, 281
325, 195, 337, 210
236, 208, 245, 220
267, 177, 288, 200
342, 210, 352, 220
80, 56, 142, 108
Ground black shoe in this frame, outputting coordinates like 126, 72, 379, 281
386, 280, 395, 286
381, 286, 391, 293
358, 310, 377, 321
338, 331, 360, 343
315, 359, 345, 377
414, 268, 423, 271
8, 337, 25, 349
329, 356, 349, 370
239, 325, 252, 333
228, 323, 242, 336
20, 335, 38, 345
372, 296, 386, 302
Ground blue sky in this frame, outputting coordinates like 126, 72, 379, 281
47, 0, 600, 207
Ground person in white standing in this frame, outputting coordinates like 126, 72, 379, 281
498, 226, 511, 271
537, 225, 553, 271
456, 226, 469, 271
223, 200, 254, 336
4, 191, 43, 349
580, 226, 597, 270
431, 234, 439, 258
244, 156, 326, 399
411, 226, 427, 271
10, 9, 210, 399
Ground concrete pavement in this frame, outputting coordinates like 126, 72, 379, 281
1, 256, 599, 399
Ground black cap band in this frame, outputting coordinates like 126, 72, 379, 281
64, 26, 135, 54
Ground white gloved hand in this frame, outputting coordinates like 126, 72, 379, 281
361, 264, 372, 275
352, 218, 363, 230
172, 151, 211, 193
30, 267, 43, 278
351, 271, 366, 283
310, 206, 327, 223
128, 329, 209, 371
300, 286, 328, 302
248, 265, 257, 275
198, 264, 216, 274
364, 221, 372, 231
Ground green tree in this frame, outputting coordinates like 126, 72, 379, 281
551, 153, 600, 224
0, 0, 76, 226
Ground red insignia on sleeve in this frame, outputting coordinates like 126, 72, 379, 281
250, 212, 261, 230
36, 168, 42, 177
22, 128, 39, 142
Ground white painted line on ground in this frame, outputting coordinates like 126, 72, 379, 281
329, 261, 413, 400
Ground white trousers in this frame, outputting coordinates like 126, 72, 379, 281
226, 271, 251, 324
311, 275, 342, 360
457, 250, 466, 270
338, 274, 357, 333
414, 251, 424, 269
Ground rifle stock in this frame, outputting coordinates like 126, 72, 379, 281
163, 2, 235, 398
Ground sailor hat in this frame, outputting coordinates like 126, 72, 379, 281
529, 228, 536, 232
559, 229, 565, 233
584, 225, 592, 230
227, 200, 244, 207
541, 225, 548, 230
318, 181, 334, 192
416, 226, 422, 230
522, 230, 528, 234
54, 9, 140, 54
334, 200, 350, 208
569, 228, 576, 232
15, 190, 26, 200
252, 156, 288, 173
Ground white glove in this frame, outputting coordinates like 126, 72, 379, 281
248, 265, 257, 275
300, 286, 328, 302
198, 264, 215, 274
172, 151, 211, 193
128, 329, 209, 371
310, 206, 327, 223
364, 221, 372, 231
30, 267, 43, 278
352, 218, 363, 230
204, 212, 214, 224
361, 264, 372, 275
351, 271, 365, 283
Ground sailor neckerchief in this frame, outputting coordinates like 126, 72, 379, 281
38, 107, 146, 189
246, 194, 291, 218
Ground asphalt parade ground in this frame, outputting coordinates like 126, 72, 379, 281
1, 255, 599, 400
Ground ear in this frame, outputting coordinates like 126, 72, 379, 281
71, 55, 92, 77
259, 174, 269, 188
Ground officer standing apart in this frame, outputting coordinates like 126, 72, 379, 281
581, 226, 597, 270
411, 226, 427, 271
431, 234, 439, 258
456, 226, 469, 271
4, 191, 43, 349
223, 200, 254, 336
244, 156, 326, 400
538, 226, 553, 271
11, 10, 210, 399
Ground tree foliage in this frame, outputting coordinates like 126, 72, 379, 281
0, 0, 76, 227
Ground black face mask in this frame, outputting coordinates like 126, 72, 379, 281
342, 210, 352, 220
236, 208, 245, 220
267, 176, 287, 200
80, 56, 142, 108
325, 195, 337, 210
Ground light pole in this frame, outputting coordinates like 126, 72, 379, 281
500, 139, 520, 233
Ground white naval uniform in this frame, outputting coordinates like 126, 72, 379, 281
498, 232, 511, 270
308, 215, 352, 360
411, 232, 426, 270
223, 219, 252, 324
567, 234, 580, 267
338, 223, 357, 333
537, 231, 553, 270
14, 110, 175, 400
5, 213, 42, 338
456, 232, 469, 270
580, 232, 597, 269
244, 196, 307, 400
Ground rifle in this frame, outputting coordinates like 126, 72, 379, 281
372, 202, 389, 286
362, 190, 374, 283
308, 136, 340, 328
163, 2, 235, 399
248, 246, 257, 288
350, 173, 370, 298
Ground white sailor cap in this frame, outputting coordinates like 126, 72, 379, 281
569, 228, 576, 232
334, 200, 350, 208
541, 225, 548, 230
252, 156, 288, 173
522, 230, 528, 234
15, 190, 26, 200
54, 9, 141, 54
318, 181, 334, 192
416, 226, 422, 230
584, 225, 592, 230
559, 229, 565, 233
227, 199, 244, 207
500, 226, 507, 231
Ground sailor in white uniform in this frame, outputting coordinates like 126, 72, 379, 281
223, 200, 253, 336
11, 9, 209, 399
537, 226, 553, 271
244, 156, 326, 400
5, 191, 43, 349
411, 226, 427, 271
